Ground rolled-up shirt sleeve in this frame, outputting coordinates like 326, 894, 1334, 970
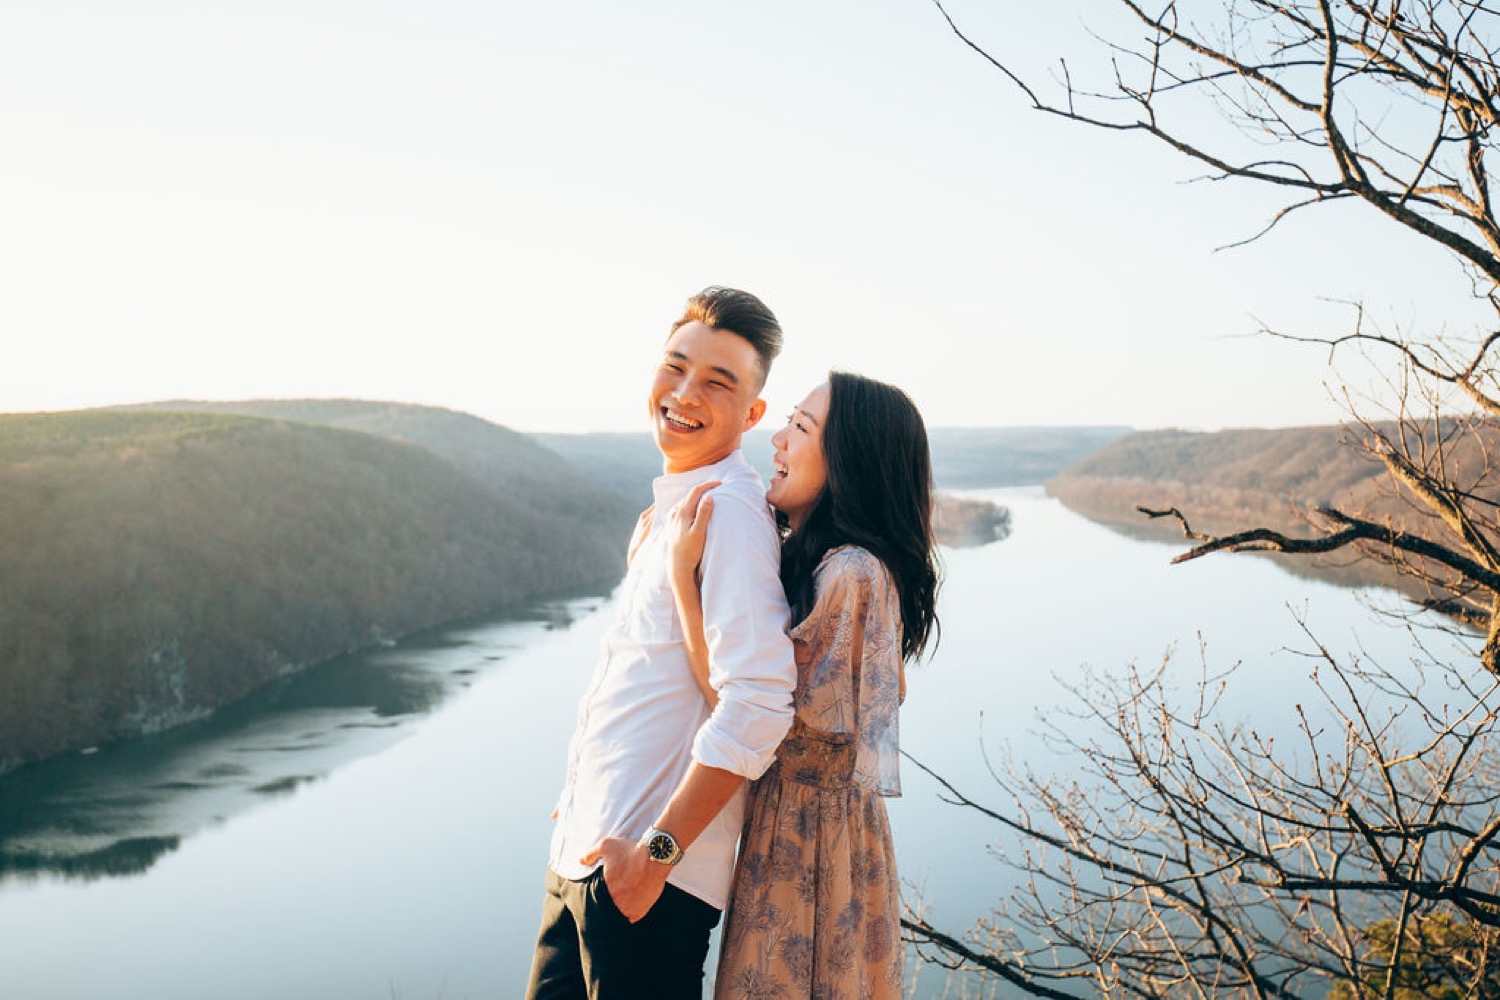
690, 490, 796, 779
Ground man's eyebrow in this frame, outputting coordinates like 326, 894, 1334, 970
665, 350, 742, 386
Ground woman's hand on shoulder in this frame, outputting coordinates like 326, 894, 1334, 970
667, 480, 718, 592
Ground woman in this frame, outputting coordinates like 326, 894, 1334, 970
664, 371, 940, 998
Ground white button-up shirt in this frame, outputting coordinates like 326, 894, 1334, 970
548, 450, 797, 909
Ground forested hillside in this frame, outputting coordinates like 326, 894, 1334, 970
1049, 425, 1379, 528
0, 407, 634, 774
1046, 423, 1498, 591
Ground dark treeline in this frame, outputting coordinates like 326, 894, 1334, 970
0, 404, 636, 774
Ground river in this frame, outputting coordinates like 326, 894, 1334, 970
0, 487, 1467, 998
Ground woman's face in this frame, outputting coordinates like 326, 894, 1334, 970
767, 383, 831, 531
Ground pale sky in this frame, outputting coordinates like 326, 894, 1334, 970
2, 1, 1486, 433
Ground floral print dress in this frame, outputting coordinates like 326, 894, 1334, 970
715, 545, 905, 1000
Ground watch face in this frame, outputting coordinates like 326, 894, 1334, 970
647, 833, 678, 863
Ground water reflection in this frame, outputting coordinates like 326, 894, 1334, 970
0, 591, 607, 883
0, 835, 183, 880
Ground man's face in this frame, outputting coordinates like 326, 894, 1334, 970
649, 320, 767, 474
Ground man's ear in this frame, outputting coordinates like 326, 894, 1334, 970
743, 397, 767, 431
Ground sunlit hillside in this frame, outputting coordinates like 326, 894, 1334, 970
1048, 425, 1382, 532
1047, 423, 1500, 594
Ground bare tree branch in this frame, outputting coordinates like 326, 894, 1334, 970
910, 3, 1500, 994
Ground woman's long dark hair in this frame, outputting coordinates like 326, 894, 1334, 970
778, 371, 940, 661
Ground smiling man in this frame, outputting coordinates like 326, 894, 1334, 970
525, 287, 797, 1000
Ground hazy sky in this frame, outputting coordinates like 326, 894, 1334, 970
2, 1, 1486, 433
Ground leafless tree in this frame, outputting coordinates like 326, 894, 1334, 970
904, 634, 1500, 997
904, 1, 1500, 994
935, 0, 1500, 668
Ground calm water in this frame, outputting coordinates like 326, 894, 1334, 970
0, 487, 1465, 999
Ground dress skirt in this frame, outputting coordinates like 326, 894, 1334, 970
714, 727, 904, 999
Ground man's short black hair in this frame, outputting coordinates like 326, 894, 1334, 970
671, 286, 782, 391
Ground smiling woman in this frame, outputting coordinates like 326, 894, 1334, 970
765, 382, 830, 532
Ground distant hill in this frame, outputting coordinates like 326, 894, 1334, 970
1048, 425, 1380, 528
536, 425, 1132, 497
532, 431, 665, 504
1046, 423, 1493, 593
129, 398, 631, 533
927, 426, 1133, 488
0, 404, 635, 774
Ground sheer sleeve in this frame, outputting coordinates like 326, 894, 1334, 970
788, 546, 904, 796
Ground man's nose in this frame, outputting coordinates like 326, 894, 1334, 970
673, 376, 703, 406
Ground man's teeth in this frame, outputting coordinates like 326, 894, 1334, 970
664, 410, 702, 430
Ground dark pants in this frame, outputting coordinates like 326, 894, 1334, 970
524, 868, 721, 1000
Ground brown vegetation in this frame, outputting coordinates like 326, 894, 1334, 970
1047, 422, 1500, 597
1048, 425, 1378, 530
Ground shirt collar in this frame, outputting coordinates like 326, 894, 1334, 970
652, 450, 750, 507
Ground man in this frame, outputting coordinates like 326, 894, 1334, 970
525, 287, 798, 999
